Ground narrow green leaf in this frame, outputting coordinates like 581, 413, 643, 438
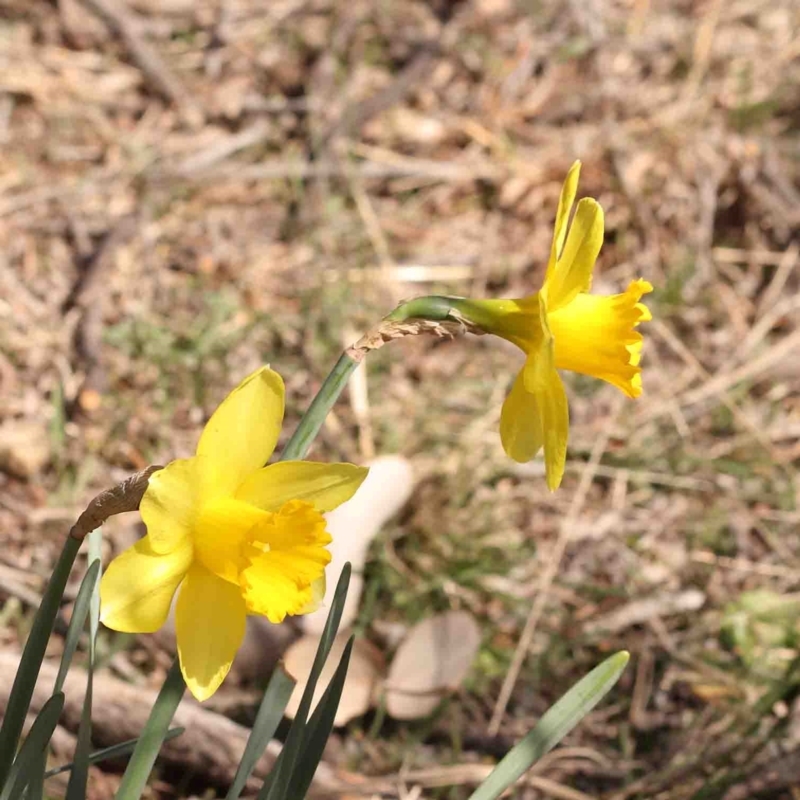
22, 753, 45, 800
225, 666, 295, 800
468, 651, 630, 800
44, 729, 185, 779
87, 529, 102, 646
0, 536, 82, 790
66, 529, 103, 800
0, 693, 65, 800
261, 564, 351, 800
54, 559, 100, 694
115, 659, 186, 800
287, 636, 354, 800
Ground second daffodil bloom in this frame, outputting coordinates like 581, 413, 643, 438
100, 367, 368, 700
454, 162, 652, 491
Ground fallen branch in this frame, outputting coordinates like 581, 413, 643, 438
0, 652, 342, 794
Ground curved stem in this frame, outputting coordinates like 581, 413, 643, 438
279, 353, 359, 462
384, 294, 463, 322
281, 295, 468, 462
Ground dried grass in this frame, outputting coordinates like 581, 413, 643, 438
1, 0, 799, 797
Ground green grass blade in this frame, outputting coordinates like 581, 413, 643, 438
261, 564, 351, 800
225, 666, 295, 800
53, 559, 100, 694
43, 729, 185, 779
286, 636, 354, 800
0, 536, 82, 790
0, 693, 65, 800
115, 659, 186, 800
65, 529, 103, 800
468, 651, 630, 800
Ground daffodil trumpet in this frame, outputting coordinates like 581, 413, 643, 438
99, 367, 368, 701
386, 161, 652, 491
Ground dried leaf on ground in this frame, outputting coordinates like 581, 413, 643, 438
283, 631, 386, 727
301, 455, 415, 635
385, 610, 481, 720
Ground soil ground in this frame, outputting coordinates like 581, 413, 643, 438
1, 0, 799, 798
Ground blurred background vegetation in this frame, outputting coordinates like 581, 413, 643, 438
0, 0, 799, 797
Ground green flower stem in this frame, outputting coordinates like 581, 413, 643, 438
280, 354, 359, 462
384, 295, 463, 322
387, 294, 516, 344
281, 295, 469, 463
109, 294, 478, 797
115, 659, 185, 800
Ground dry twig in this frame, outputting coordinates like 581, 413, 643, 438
0, 651, 338, 795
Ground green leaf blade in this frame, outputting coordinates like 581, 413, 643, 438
65, 528, 103, 800
54, 559, 100, 695
0, 537, 82, 791
44, 730, 185, 780
287, 636, 355, 800
0, 693, 66, 800
114, 660, 186, 800
261, 564, 352, 800
468, 651, 630, 800
225, 666, 296, 800
22, 753, 46, 800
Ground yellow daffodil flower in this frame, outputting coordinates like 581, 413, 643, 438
454, 162, 652, 490
99, 367, 368, 700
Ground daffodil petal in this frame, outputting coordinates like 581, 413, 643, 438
546, 198, 604, 312
546, 161, 581, 281
241, 501, 332, 624
100, 535, 192, 633
296, 574, 326, 616
241, 553, 326, 624
176, 563, 246, 701
549, 278, 653, 397
194, 497, 270, 583
195, 367, 285, 499
235, 461, 368, 514
140, 459, 198, 554
499, 369, 544, 463
523, 350, 569, 492
539, 371, 569, 491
